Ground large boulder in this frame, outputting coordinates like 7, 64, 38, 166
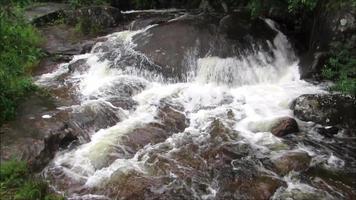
24, 3, 69, 26
292, 94, 356, 130
132, 12, 278, 81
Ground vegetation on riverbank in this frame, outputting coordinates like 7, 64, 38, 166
0, 160, 64, 200
322, 43, 356, 96
0, 5, 42, 124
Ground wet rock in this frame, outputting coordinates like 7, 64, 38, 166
292, 94, 356, 130
68, 59, 90, 73
129, 16, 174, 30
208, 119, 233, 141
69, 101, 124, 137
121, 105, 187, 154
133, 12, 277, 81
107, 97, 138, 110
271, 117, 299, 137
157, 105, 188, 133
272, 151, 311, 175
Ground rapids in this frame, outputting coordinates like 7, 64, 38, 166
36, 17, 355, 200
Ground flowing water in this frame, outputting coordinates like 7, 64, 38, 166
37, 18, 355, 199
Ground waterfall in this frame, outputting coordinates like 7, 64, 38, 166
37, 17, 339, 200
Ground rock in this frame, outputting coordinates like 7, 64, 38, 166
272, 151, 311, 175
271, 117, 299, 137
24, 3, 69, 26
298, 0, 356, 79
0, 93, 126, 170
316, 126, 339, 138
292, 94, 356, 130
0, 93, 76, 169
132, 12, 277, 81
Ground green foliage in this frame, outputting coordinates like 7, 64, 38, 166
0, 7, 42, 124
322, 43, 356, 96
14, 181, 46, 200
287, 0, 318, 12
0, 160, 64, 200
0, 160, 28, 188
0, 0, 34, 7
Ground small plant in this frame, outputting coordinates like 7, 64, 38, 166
0, 160, 65, 200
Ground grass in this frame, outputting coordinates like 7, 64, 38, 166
0, 160, 64, 200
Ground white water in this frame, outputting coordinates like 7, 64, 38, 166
38, 19, 340, 199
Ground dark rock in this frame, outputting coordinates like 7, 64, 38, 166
271, 117, 299, 137
272, 151, 311, 175
40, 25, 85, 56
133, 12, 277, 81
298, 1, 356, 79
292, 94, 356, 130
316, 126, 340, 138
299, 51, 329, 80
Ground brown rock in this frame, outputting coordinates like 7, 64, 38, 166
271, 117, 299, 137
